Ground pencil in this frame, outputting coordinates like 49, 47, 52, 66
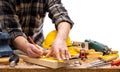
28, 36, 39, 49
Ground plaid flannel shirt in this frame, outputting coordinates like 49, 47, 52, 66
0, 0, 74, 45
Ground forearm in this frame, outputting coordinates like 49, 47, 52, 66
13, 36, 43, 57
46, 22, 71, 60
55, 22, 71, 42
13, 36, 29, 53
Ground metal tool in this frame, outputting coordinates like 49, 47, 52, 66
9, 53, 19, 67
79, 43, 87, 60
0, 32, 19, 67
111, 59, 120, 66
87, 54, 119, 68
87, 60, 112, 68
0, 32, 13, 57
64, 57, 80, 63
85, 39, 111, 55
64, 57, 81, 66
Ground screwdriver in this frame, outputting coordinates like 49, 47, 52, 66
87, 54, 119, 68
111, 59, 120, 66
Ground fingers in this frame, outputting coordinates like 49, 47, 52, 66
46, 48, 62, 60
55, 49, 62, 60
46, 47, 70, 60
27, 43, 71, 60
27, 48, 40, 57
61, 49, 66, 60
27, 44, 43, 57
36, 45, 44, 55
65, 50, 71, 60
31, 46, 43, 56
61, 48, 71, 60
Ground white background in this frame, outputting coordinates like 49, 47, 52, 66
43, 0, 120, 53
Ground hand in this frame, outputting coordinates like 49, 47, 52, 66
46, 39, 71, 60
13, 36, 43, 58
25, 43, 43, 58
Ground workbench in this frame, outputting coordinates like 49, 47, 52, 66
0, 59, 120, 72
1, 49, 120, 72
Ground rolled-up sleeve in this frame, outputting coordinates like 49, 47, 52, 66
47, 0, 74, 29
0, 0, 26, 40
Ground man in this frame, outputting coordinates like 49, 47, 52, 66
0, 0, 74, 60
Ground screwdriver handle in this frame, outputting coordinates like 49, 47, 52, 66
111, 59, 120, 66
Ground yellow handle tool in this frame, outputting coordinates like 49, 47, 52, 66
98, 54, 119, 62
87, 54, 119, 68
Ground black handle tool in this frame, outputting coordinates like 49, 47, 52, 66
9, 53, 19, 67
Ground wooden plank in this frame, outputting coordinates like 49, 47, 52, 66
0, 57, 9, 64
19, 55, 65, 69
0, 57, 23, 64
14, 50, 65, 69
15, 50, 120, 69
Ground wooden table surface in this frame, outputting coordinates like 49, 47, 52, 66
0, 59, 120, 72
0, 50, 120, 72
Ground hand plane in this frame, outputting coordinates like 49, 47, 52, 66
0, 32, 19, 67
0, 32, 13, 57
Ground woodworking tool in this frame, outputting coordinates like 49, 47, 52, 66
111, 59, 120, 66
87, 60, 112, 68
72, 41, 89, 50
0, 32, 13, 57
64, 57, 81, 66
98, 54, 119, 62
64, 57, 80, 63
85, 39, 111, 55
0, 32, 19, 67
9, 53, 19, 67
87, 54, 119, 68
79, 43, 87, 60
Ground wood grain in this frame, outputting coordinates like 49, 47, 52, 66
19, 55, 65, 69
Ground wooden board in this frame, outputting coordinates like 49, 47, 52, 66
1, 51, 120, 72
0, 57, 9, 64
14, 50, 65, 69
0, 57, 23, 64
19, 55, 65, 69
15, 50, 120, 69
